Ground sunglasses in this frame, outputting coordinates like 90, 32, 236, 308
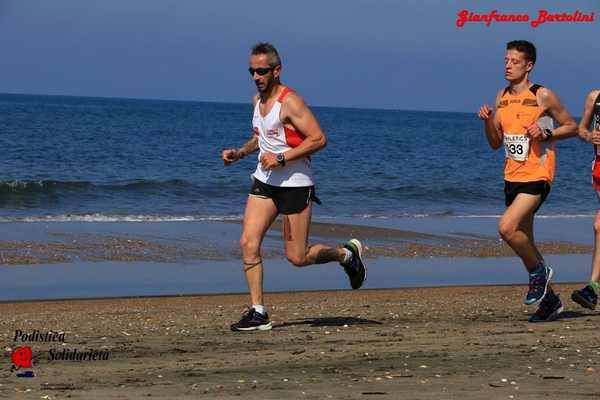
248, 66, 276, 76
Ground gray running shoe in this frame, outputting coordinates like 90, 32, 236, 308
230, 308, 272, 332
341, 239, 367, 289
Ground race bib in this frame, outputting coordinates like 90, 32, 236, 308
503, 134, 529, 161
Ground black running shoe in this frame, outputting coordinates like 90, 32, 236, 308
230, 308, 272, 332
529, 291, 563, 323
571, 285, 598, 310
341, 239, 367, 289
524, 264, 553, 305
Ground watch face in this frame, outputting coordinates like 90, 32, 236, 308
277, 154, 284, 161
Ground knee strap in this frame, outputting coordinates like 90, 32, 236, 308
243, 259, 262, 271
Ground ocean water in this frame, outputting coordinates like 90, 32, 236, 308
0, 93, 596, 222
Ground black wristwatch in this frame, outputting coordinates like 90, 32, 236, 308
276, 153, 286, 167
543, 128, 553, 141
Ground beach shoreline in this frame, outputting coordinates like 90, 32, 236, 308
0, 217, 593, 265
0, 217, 595, 301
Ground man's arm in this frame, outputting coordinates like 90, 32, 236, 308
259, 92, 326, 170
238, 135, 259, 158
478, 90, 503, 150
280, 93, 326, 161
578, 90, 600, 143
528, 88, 577, 141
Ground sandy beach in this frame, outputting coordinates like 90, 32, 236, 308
1, 285, 599, 399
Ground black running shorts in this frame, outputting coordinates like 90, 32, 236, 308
504, 180, 551, 214
249, 179, 321, 215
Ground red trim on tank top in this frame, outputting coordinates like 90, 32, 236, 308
277, 87, 294, 102
284, 126, 305, 148
277, 87, 305, 147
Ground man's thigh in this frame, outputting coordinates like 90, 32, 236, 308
241, 195, 278, 246
501, 193, 542, 231
282, 203, 312, 258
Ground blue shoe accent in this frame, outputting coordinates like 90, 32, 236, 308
529, 292, 563, 323
571, 285, 597, 310
524, 264, 553, 305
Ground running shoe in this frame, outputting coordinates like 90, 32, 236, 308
524, 264, 553, 305
571, 285, 597, 310
341, 239, 367, 289
230, 308, 272, 332
529, 291, 563, 323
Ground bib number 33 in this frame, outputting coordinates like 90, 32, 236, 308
503, 134, 530, 162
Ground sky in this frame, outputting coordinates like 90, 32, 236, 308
1, 0, 599, 113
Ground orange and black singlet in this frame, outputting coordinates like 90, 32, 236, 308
496, 83, 555, 184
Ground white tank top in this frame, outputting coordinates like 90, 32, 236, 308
252, 87, 314, 187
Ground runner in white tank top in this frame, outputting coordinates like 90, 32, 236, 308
252, 86, 313, 187
221, 42, 367, 332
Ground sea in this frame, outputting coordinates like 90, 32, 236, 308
0, 93, 596, 222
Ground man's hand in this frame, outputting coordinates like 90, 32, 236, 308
525, 123, 545, 141
590, 128, 600, 145
222, 149, 242, 166
479, 101, 503, 150
478, 105, 494, 120
260, 152, 279, 170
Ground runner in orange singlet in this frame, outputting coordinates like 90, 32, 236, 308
478, 40, 577, 322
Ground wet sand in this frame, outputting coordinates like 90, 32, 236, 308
0, 220, 591, 265
1, 285, 599, 399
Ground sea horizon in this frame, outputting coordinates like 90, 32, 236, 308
0, 91, 483, 115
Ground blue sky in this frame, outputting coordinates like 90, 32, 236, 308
1, 0, 598, 112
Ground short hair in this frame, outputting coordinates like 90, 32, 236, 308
251, 42, 281, 67
506, 40, 536, 64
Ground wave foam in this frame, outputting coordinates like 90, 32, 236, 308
0, 214, 244, 223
